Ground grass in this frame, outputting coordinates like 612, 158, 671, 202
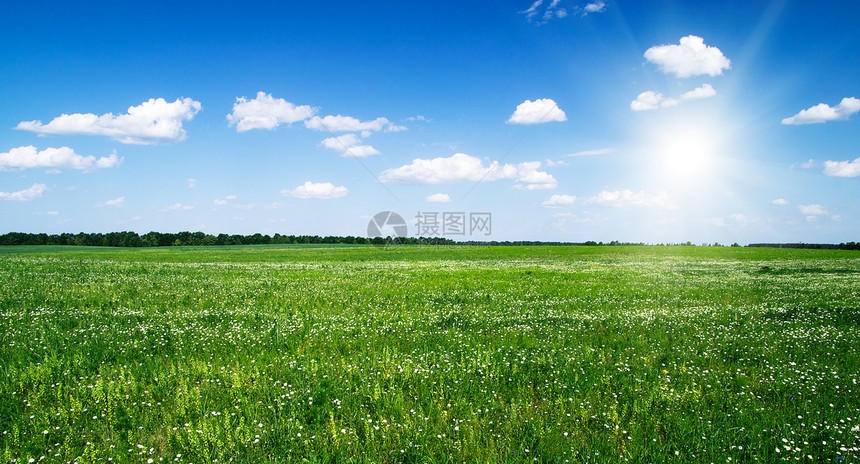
1, 245, 859, 463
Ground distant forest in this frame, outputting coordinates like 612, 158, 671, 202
0, 232, 857, 249
0, 231, 454, 247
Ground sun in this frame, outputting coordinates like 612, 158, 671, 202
647, 117, 727, 189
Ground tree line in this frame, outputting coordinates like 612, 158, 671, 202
0, 231, 455, 247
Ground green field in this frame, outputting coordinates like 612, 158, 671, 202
1, 245, 859, 463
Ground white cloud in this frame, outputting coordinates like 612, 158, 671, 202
320, 133, 380, 157
96, 197, 125, 208
823, 157, 860, 177
542, 194, 576, 207
507, 98, 567, 124
187, 178, 197, 188
782, 97, 860, 125
644, 35, 731, 78
798, 159, 817, 169
305, 115, 405, 133
631, 84, 716, 111
160, 203, 193, 212
0, 146, 121, 171
213, 195, 237, 206
566, 148, 614, 157
681, 83, 717, 100
798, 204, 827, 215
34, 210, 59, 216
426, 193, 451, 203
631, 91, 672, 111
0, 183, 47, 201
227, 91, 316, 132
583, 1, 606, 13
16, 98, 201, 144
772, 198, 790, 205
584, 189, 673, 208
282, 181, 348, 199
379, 153, 556, 188
521, 0, 568, 24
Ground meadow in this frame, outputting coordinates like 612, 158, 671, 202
0, 245, 858, 463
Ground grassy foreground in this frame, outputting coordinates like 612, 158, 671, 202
1, 245, 859, 463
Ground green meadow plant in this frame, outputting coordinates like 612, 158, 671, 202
0, 245, 858, 462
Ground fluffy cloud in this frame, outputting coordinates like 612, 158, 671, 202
630, 84, 716, 111
681, 83, 717, 100
0, 183, 47, 201
521, 0, 568, 24
542, 194, 576, 207
214, 195, 237, 205
644, 36, 731, 78
0, 146, 121, 171
160, 203, 193, 212
507, 98, 567, 124
283, 181, 348, 199
631, 91, 674, 111
379, 153, 556, 189
305, 115, 405, 133
97, 197, 124, 208
782, 97, 860, 125
584, 189, 673, 208
16, 98, 201, 144
320, 133, 380, 157
798, 204, 827, 215
823, 157, 860, 177
772, 198, 790, 205
583, 1, 606, 13
566, 148, 615, 157
426, 193, 451, 203
227, 92, 316, 131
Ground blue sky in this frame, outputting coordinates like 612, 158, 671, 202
1, 0, 858, 244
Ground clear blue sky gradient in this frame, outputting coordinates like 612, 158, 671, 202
1, 1, 858, 243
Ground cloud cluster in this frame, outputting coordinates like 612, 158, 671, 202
227, 92, 316, 132
542, 194, 576, 207
16, 98, 201, 144
305, 115, 405, 133
0, 146, 121, 171
320, 134, 380, 158
644, 35, 731, 78
522, 0, 567, 25
379, 153, 557, 189
507, 98, 567, 125
583, 1, 606, 14
0, 183, 47, 202
630, 84, 716, 111
798, 204, 827, 215
160, 203, 194, 212
584, 189, 673, 208
214, 195, 237, 205
823, 157, 860, 177
96, 197, 125, 208
781, 97, 860, 125
426, 193, 451, 203
565, 148, 614, 157
283, 181, 348, 199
